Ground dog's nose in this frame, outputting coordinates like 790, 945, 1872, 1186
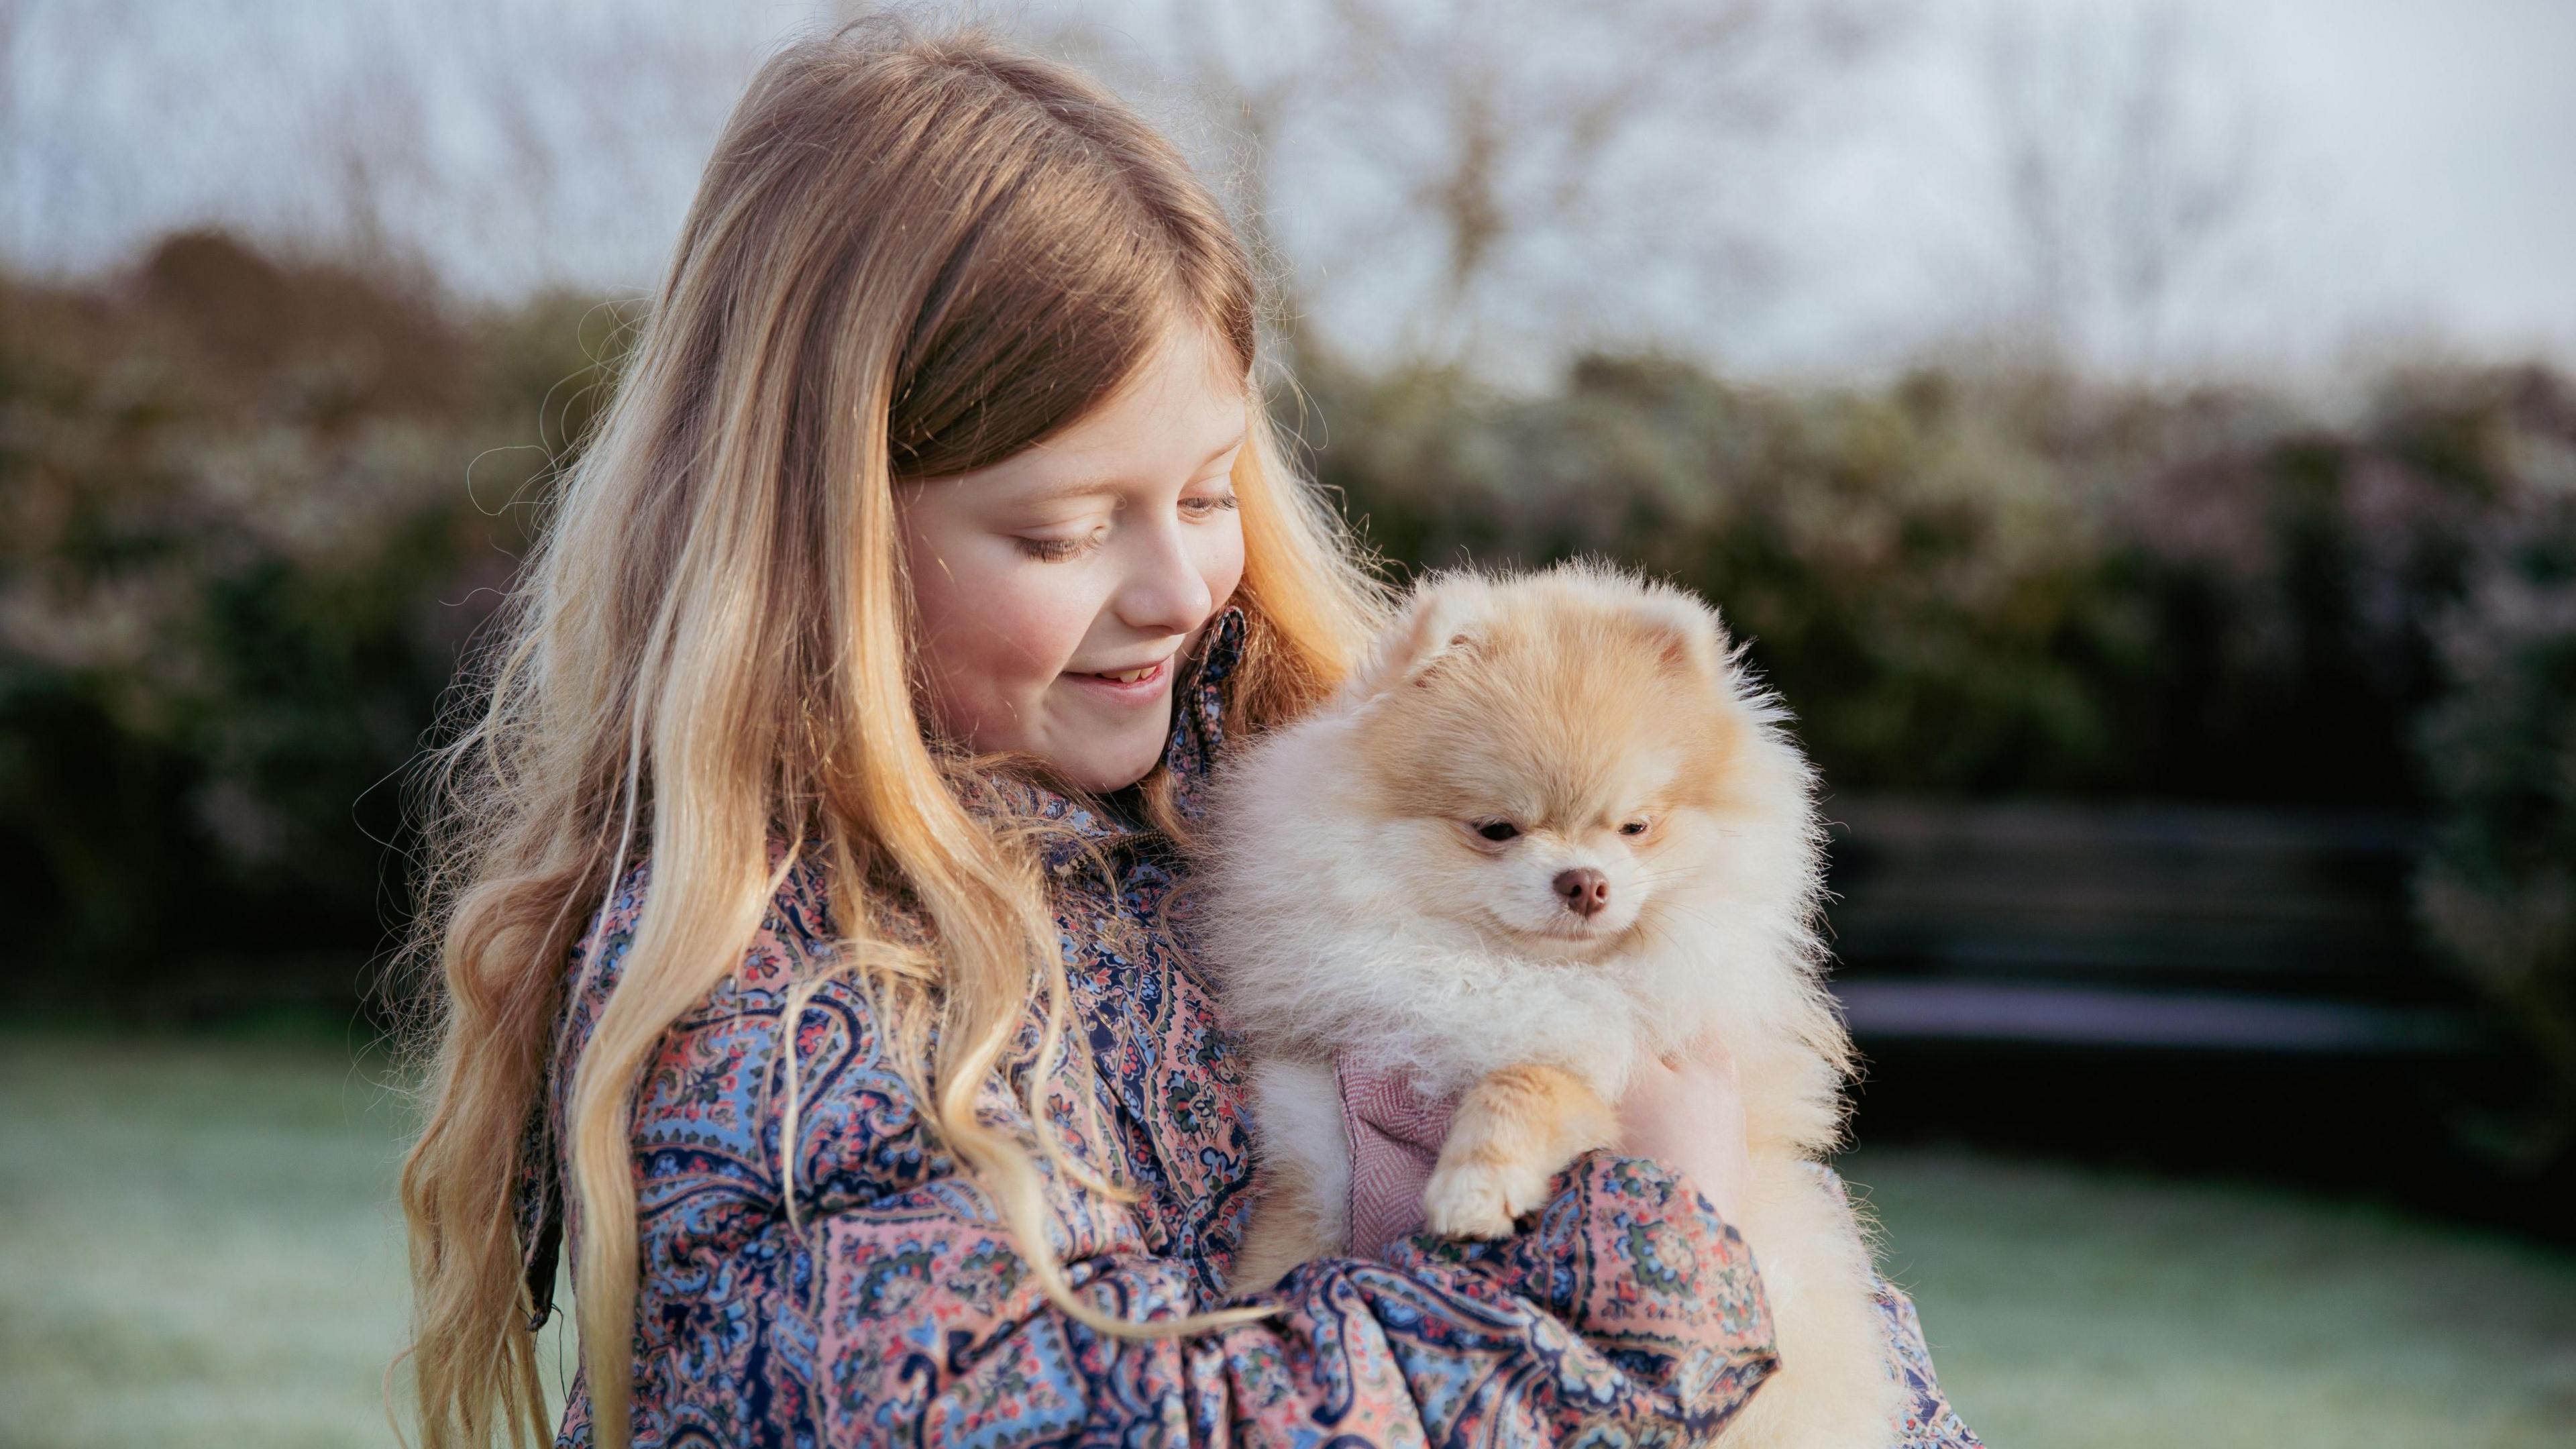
1554, 867, 1610, 917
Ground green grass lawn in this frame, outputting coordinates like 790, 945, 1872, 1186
4, 1030, 2573, 1448
0, 1030, 577, 1449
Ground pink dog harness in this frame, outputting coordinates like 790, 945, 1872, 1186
1336, 1058, 1458, 1258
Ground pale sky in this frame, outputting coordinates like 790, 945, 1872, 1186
1703, 0, 2576, 375
8, 0, 2571, 380
2239, 0, 2576, 361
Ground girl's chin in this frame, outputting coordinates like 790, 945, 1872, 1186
1043, 743, 1165, 796
1027, 713, 1171, 795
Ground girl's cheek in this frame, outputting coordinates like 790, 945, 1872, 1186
907, 539, 1063, 733
979, 555, 1110, 679
1186, 511, 1247, 612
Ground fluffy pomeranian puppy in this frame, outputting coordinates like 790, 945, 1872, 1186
1201, 561, 1896, 1448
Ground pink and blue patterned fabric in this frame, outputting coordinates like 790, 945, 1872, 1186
523, 607, 1982, 1446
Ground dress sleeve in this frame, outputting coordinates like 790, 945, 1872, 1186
1877, 1275, 1984, 1448
1816, 1167, 1984, 1449
551, 955, 1780, 1446
792, 1148, 1776, 1446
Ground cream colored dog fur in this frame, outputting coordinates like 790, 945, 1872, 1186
1201, 562, 1898, 1448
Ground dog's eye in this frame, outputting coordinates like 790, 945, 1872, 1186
1619, 820, 1650, 837
1474, 820, 1521, 843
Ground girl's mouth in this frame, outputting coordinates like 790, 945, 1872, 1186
1065, 657, 1171, 698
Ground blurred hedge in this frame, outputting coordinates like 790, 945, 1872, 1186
0, 232, 616, 1014
3, 232, 2572, 1075
1297, 354, 2576, 806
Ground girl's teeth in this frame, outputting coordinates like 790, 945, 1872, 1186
1104, 665, 1153, 683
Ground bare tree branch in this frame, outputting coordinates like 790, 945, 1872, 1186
1047, 0, 1894, 373
1976, 0, 2265, 374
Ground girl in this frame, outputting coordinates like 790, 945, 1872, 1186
398, 19, 1980, 1449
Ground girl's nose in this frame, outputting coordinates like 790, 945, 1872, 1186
1112, 519, 1215, 637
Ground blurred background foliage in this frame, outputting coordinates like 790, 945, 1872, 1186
3, 227, 2571, 1093
0, 232, 613, 1012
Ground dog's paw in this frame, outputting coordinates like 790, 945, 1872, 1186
1422, 1158, 1550, 1239
1423, 1164, 1515, 1238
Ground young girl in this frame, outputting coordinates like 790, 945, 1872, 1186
398, 20, 1980, 1449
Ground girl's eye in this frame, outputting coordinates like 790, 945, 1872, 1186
1180, 492, 1239, 519
1016, 533, 1100, 562
1474, 820, 1521, 842
1619, 820, 1650, 837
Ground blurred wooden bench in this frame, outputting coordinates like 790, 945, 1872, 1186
1821, 798, 2483, 1057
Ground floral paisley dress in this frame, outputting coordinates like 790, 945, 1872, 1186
521, 608, 1982, 1447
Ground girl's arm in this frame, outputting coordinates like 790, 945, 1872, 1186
550, 916, 1779, 1446
784, 1146, 1774, 1445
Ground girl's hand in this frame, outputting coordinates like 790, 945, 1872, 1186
1615, 1029, 1752, 1226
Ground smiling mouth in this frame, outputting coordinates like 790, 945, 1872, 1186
1074, 658, 1169, 688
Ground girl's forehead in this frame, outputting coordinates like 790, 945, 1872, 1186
1046, 327, 1246, 450
960, 345, 1248, 496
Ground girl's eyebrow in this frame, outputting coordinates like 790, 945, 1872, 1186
1012, 431, 1248, 503
1192, 431, 1250, 470
1005, 478, 1124, 507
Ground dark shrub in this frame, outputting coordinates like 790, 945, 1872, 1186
0, 233, 617, 1013
6, 230, 2573, 1044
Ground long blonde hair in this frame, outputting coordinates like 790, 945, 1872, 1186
396, 19, 1384, 1448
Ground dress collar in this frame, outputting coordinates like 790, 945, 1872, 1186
1155, 602, 1245, 823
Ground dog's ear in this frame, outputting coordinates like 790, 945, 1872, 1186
1346, 574, 1495, 700
1623, 587, 1729, 681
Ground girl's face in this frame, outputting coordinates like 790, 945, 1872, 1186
899, 324, 1250, 794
